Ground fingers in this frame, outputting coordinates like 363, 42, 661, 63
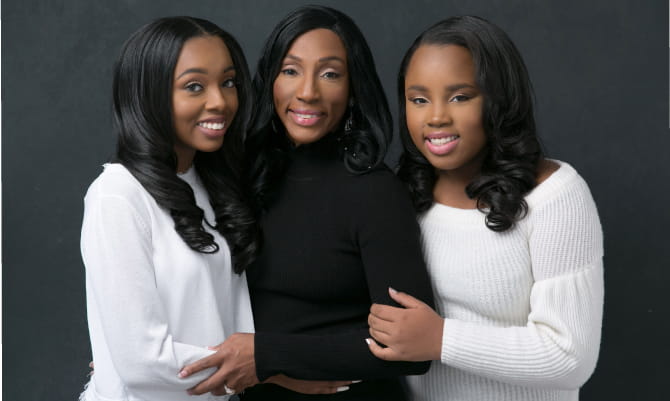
388, 287, 423, 309
370, 303, 403, 321
367, 312, 393, 335
187, 368, 227, 395
179, 353, 221, 378
365, 338, 401, 361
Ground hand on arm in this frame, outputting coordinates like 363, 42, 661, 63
367, 287, 443, 362
179, 333, 258, 395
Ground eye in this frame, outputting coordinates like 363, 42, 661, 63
222, 78, 236, 89
409, 97, 428, 105
450, 94, 470, 102
280, 68, 298, 76
322, 71, 340, 80
185, 82, 204, 93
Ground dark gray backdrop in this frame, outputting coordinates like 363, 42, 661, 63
3, 0, 668, 399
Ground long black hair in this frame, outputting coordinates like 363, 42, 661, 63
397, 16, 543, 231
112, 16, 258, 273
246, 5, 393, 209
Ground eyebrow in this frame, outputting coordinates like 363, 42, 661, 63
406, 83, 476, 92
176, 65, 235, 79
284, 54, 346, 64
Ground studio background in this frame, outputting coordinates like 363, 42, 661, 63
3, 0, 667, 399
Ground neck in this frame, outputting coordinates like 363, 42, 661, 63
175, 146, 195, 174
432, 153, 485, 209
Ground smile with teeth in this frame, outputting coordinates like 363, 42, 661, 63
427, 135, 458, 145
198, 121, 225, 130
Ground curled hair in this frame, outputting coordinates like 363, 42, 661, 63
246, 5, 393, 209
397, 16, 543, 231
112, 16, 258, 272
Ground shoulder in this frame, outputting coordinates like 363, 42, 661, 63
347, 165, 407, 194
526, 160, 594, 208
85, 163, 152, 210
524, 160, 600, 234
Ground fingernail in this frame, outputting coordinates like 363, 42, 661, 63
351, 380, 362, 383
178, 369, 187, 378
337, 386, 350, 392
365, 338, 372, 345
389, 287, 398, 294
187, 389, 194, 395
207, 346, 216, 350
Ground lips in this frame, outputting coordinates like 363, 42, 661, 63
196, 117, 227, 138
289, 109, 325, 127
424, 132, 459, 155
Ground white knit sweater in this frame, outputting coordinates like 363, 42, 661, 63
406, 160, 604, 401
80, 164, 254, 401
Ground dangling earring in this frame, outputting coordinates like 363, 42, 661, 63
344, 98, 354, 134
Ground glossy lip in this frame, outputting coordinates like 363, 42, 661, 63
424, 132, 459, 156
288, 108, 325, 127
196, 116, 228, 139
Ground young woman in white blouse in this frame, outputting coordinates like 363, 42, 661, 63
79, 17, 260, 401
366, 16, 604, 401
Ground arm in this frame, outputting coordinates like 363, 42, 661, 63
369, 174, 604, 389
82, 189, 216, 391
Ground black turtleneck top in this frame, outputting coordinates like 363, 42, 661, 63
244, 136, 434, 400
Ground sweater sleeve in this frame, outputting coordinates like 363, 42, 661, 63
254, 172, 434, 381
439, 173, 604, 389
81, 186, 216, 391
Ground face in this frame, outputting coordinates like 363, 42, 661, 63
172, 35, 239, 171
405, 44, 487, 178
273, 28, 349, 145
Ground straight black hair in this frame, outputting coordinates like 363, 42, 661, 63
246, 5, 393, 209
113, 16, 258, 272
397, 16, 543, 231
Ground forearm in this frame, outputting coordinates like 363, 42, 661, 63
255, 328, 430, 381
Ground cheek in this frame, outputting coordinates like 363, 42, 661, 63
405, 106, 424, 147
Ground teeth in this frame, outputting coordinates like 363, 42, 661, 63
295, 113, 318, 119
428, 136, 457, 145
198, 121, 225, 130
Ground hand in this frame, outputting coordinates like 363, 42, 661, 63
265, 374, 360, 394
367, 287, 443, 361
178, 333, 258, 396
88, 361, 94, 377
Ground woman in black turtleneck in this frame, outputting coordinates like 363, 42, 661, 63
180, 6, 434, 400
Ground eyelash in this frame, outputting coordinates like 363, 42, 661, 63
184, 78, 236, 92
408, 94, 471, 104
279, 68, 341, 79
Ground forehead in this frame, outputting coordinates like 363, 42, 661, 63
286, 28, 347, 61
405, 44, 475, 84
174, 35, 233, 73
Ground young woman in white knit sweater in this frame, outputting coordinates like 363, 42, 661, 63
366, 16, 604, 401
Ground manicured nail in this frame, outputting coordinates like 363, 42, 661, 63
351, 380, 362, 384
337, 386, 350, 392
178, 369, 187, 378
207, 346, 216, 350
389, 287, 398, 295
365, 338, 372, 345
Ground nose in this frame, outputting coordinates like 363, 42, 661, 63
296, 75, 319, 104
427, 102, 451, 128
206, 87, 227, 112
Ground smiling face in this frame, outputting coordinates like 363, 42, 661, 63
273, 28, 349, 145
405, 44, 487, 179
172, 35, 238, 172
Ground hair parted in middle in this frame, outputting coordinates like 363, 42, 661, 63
112, 16, 258, 273
246, 5, 393, 210
397, 15, 544, 232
